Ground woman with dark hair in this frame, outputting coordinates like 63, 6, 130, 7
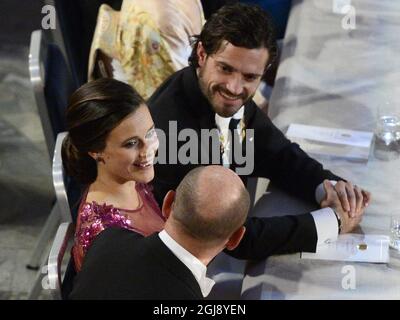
62, 78, 165, 272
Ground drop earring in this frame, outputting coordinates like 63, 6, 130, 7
95, 154, 105, 164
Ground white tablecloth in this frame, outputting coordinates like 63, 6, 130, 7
242, 0, 400, 300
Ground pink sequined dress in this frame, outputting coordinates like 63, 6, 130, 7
72, 183, 165, 272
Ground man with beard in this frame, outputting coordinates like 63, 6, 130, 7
148, 3, 371, 259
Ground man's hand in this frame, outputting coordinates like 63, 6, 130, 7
320, 180, 371, 218
333, 180, 371, 218
320, 180, 364, 234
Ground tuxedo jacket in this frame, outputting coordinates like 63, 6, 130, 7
148, 66, 342, 259
69, 228, 203, 300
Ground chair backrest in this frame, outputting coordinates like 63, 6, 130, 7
53, 132, 72, 222
53, 132, 82, 224
48, 132, 83, 299
47, 222, 74, 300
29, 30, 77, 160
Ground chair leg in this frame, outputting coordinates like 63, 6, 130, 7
26, 203, 60, 270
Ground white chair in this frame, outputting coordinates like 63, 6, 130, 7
28, 132, 74, 299
52, 132, 72, 222
27, 29, 76, 271
47, 222, 74, 300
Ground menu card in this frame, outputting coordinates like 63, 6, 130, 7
301, 234, 390, 263
286, 124, 374, 161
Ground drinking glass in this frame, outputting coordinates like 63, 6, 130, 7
375, 102, 400, 146
390, 214, 400, 251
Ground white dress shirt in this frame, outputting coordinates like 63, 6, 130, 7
215, 110, 340, 245
313, 180, 339, 245
215, 106, 245, 167
158, 230, 215, 297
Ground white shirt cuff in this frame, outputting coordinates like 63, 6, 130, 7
315, 180, 338, 204
310, 207, 339, 246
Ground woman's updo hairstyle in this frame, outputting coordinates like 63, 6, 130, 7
62, 78, 144, 184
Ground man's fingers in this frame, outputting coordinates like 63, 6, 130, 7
362, 190, 371, 206
324, 180, 336, 200
354, 185, 364, 216
335, 181, 350, 213
321, 180, 336, 207
323, 180, 333, 193
341, 212, 363, 234
334, 182, 369, 233
345, 182, 357, 217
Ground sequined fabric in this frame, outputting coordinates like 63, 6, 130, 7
73, 183, 165, 272
75, 203, 133, 253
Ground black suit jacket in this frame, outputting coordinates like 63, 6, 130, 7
69, 228, 203, 300
148, 66, 342, 258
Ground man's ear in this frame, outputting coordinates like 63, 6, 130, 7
162, 190, 176, 220
225, 226, 246, 251
196, 41, 207, 67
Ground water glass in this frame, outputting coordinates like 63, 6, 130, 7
390, 215, 400, 251
375, 103, 400, 146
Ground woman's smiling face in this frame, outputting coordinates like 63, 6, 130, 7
96, 104, 159, 184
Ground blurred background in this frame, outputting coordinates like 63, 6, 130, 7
0, 0, 52, 299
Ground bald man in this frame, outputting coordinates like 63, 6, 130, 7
69, 166, 250, 300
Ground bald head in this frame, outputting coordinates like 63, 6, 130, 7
171, 166, 250, 243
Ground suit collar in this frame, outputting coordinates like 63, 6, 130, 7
158, 230, 215, 297
145, 233, 204, 299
